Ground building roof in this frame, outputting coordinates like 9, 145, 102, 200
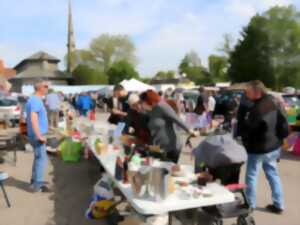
150, 77, 191, 85
9, 67, 71, 80
14, 51, 60, 70
27, 51, 60, 61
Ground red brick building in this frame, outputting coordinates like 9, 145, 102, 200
0, 60, 16, 78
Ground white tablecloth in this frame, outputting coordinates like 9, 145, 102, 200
88, 135, 235, 216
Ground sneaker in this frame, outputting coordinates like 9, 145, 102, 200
32, 185, 52, 193
266, 204, 284, 214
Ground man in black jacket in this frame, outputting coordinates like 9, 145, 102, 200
237, 80, 288, 214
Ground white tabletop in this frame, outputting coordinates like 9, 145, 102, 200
88, 135, 235, 215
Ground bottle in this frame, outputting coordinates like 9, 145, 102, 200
115, 157, 124, 181
123, 156, 129, 184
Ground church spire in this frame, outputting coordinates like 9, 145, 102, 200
67, 0, 76, 73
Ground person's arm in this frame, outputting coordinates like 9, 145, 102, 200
112, 98, 127, 116
31, 112, 46, 143
112, 108, 127, 116
160, 103, 197, 136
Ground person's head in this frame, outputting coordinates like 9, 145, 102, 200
128, 93, 141, 112
208, 91, 214, 96
34, 79, 49, 96
158, 91, 163, 97
245, 80, 267, 101
198, 86, 205, 93
140, 90, 161, 111
113, 84, 127, 98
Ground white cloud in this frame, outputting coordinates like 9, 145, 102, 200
260, 0, 292, 8
226, 0, 257, 19
0, 0, 299, 77
226, 0, 293, 18
137, 13, 221, 75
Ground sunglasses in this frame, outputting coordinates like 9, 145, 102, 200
43, 85, 49, 89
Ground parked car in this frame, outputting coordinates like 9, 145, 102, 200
214, 90, 244, 116
0, 97, 21, 127
282, 94, 300, 108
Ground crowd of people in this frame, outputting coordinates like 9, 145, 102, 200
22, 78, 288, 215
106, 80, 288, 215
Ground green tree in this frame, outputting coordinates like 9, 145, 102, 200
90, 34, 137, 73
154, 70, 176, 79
208, 55, 228, 82
65, 49, 99, 71
228, 5, 300, 89
107, 60, 139, 85
217, 33, 234, 57
179, 50, 202, 74
261, 5, 300, 89
179, 51, 212, 85
184, 67, 212, 85
72, 64, 108, 85
228, 16, 275, 87
140, 77, 152, 84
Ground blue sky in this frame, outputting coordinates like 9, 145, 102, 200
0, 0, 299, 76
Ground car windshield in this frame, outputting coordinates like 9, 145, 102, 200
283, 95, 300, 107
0, 99, 17, 106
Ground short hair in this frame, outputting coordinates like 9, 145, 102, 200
140, 90, 161, 106
33, 79, 46, 91
113, 84, 125, 92
246, 80, 267, 94
199, 86, 205, 92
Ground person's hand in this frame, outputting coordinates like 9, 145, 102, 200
38, 136, 47, 143
148, 145, 161, 153
128, 127, 135, 134
189, 129, 200, 137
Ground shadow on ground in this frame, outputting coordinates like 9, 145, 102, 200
5, 177, 32, 193
46, 155, 105, 225
280, 151, 300, 162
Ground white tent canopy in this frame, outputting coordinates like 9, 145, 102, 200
120, 78, 154, 92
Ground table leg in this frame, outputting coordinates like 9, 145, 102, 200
0, 182, 11, 208
11, 137, 17, 165
14, 147, 17, 165
168, 212, 172, 225
192, 209, 198, 225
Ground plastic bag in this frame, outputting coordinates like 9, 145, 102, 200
59, 138, 82, 162
86, 174, 117, 220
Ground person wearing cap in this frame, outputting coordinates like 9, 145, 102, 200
124, 93, 151, 145
26, 79, 51, 192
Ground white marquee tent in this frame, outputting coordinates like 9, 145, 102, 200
120, 78, 154, 92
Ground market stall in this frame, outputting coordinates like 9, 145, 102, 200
85, 122, 236, 225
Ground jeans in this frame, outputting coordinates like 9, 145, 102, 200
245, 148, 284, 209
29, 139, 48, 189
79, 109, 88, 117
48, 110, 59, 128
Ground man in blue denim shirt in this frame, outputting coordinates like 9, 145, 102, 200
26, 80, 50, 192
237, 80, 288, 214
